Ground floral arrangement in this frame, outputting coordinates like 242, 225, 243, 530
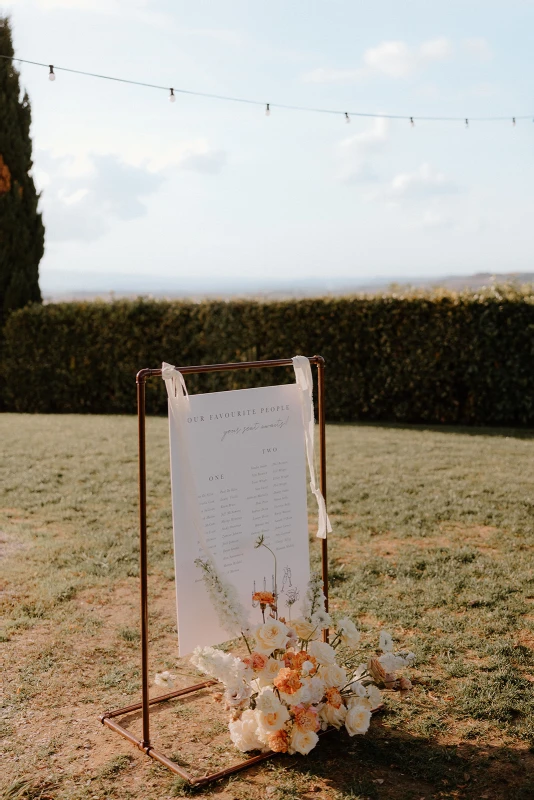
157, 538, 415, 757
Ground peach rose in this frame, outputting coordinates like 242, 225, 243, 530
268, 729, 289, 753
292, 704, 320, 733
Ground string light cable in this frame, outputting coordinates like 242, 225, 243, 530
0, 53, 531, 125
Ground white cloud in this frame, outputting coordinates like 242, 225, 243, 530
385, 163, 459, 200
337, 118, 390, 183
37, 139, 228, 242
463, 37, 493, 61
180, 149, 227, 174
303, 67, 364, 84
40, 152, 164, 242
303, 37, 453, 84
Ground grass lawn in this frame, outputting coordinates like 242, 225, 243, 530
1, 414, 534, 800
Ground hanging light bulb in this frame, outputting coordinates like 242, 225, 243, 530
345, 112, 350, 123
410, 117, 415, 127
48, 65, 55, 81
265, 103, 270, 117
169, 88, 176, 103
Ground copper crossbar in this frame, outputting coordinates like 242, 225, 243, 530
100, 355, 328, 786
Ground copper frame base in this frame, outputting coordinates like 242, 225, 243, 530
100, 356, 329, 786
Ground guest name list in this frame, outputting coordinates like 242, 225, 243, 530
169, 384, 310, 655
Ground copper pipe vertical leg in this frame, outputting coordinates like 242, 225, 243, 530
316, 358, 329, 646
137, 375, 150, 749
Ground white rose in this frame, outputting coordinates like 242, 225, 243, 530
288, 727, 319, 755
224, 682, 252, 708
319, 663, 347, 689
319, 701, 347, 730
337, 617, 361, 647
379, 631, 394, 653
366, 684, 382, 709
306, 675, 326, 704
345, 700, 372, 736
257, 657, 282, 688
254, 620, 289, 655
256, 704, 290, 735
308, 640, 337, 665
292, 618, 319, 641
347, 695, 373, 711
229, 709, 266, 752
255, 687, 281, 714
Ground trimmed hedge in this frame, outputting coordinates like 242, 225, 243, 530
2, 287, 534, 424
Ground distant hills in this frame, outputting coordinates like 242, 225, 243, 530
41, 270, 534, 302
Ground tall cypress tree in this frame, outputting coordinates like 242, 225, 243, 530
0, 16, 44, 329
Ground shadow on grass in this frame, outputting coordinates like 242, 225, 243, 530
250, 728, 534, 800
156, 719, 534, 799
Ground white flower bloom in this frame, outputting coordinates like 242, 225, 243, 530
255, 687, 281, 714
378, 652, 406, 672
307, 675, 326, 704
345, 700, 372, 736
228, 709, 266, 752
190, 646, 249, 687
257, 657, 282, 687
301, 574, 327, 622
311, 609, 332, 631
379, 631, 394, 653
397, 650, 416, 667
347, 679, 367, 698
336, 616, 361, 647
254, 620, 289, 655
319, 663, 347, 689
308, 640, 337, 665
301, 660, 315, 676
288, 727, 319, 755
366, 683, 382, 709
319, 701, 347, 730
154, 671, 176, 688
256, 703, 290, 735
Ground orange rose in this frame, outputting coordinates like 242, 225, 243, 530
274, 667, 302, 695
283, 650, 317, 674
325, 687, 343, 709
268, 729, 289, 753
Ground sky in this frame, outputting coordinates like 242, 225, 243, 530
4, 0, 534, 292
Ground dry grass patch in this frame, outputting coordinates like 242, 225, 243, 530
1, 415, 534, 799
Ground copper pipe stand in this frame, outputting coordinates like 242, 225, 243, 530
99, 356, 329, 786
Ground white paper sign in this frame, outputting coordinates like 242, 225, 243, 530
169, 383, 311, 655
